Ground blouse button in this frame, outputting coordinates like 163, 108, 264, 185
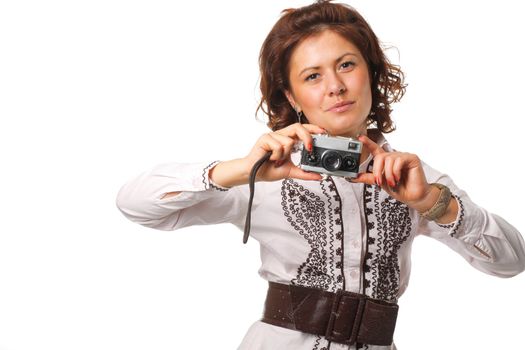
351, 240, 359, 248
349, 269, 359, 279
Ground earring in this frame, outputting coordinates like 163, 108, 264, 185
293, 106, 303, 124
296, 110, 303, 124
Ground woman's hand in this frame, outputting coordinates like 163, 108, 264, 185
350, 134, 434, 210
242, 123, 326, 183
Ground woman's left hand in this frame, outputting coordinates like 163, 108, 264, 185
350, 134, 433, 210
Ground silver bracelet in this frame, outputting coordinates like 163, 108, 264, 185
419, 183, 452, 221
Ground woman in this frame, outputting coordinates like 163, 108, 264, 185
116, 1, 525, 349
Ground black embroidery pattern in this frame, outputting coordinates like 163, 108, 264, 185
436, 222, 454, 229
323, 178, 346, 288
362, 161, 412, 303
281, 178, 344, 293
201, 161, 219, 190
281, 178, 344, 350
312, 335, 327, 350
209, 182, 229, 192
448, 195, 464, 238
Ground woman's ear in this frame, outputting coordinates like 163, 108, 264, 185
284, 90, 299, 111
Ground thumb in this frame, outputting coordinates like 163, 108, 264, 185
288, 166, 323, 181
349, 172, 376, 186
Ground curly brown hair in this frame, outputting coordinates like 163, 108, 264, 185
257, 0, 407, 133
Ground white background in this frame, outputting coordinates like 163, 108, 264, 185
1, 0, 524, 349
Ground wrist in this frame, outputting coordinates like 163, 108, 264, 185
409, 184, 439, 213
209, 158, 250, 188
411, 183, 456, 223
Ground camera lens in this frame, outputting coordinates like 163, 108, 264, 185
343, 156, 357, 170
322, 151, 343, 171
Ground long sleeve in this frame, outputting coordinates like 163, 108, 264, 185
115, 160, 249, 231
415, 160, 525, 278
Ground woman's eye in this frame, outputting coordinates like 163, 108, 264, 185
305, 73, 319, 81
340, 61, 355, 69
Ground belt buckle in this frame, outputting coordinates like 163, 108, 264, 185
324, 289, 366, 345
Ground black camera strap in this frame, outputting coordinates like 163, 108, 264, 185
243, 151, 272, 244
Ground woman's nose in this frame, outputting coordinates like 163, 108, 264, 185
327, 75, 347, 96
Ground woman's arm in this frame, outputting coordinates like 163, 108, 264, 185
416, 160, 525, 278
116, 160, 249, 231
160, 158, 251, 200
116, 123, 328, 231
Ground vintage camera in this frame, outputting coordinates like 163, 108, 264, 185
298, 134, 362, 178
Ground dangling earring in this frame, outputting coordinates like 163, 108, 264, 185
296, 109, 303, 124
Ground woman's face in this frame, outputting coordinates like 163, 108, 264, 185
285, 30, 372, 138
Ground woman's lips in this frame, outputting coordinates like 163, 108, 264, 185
328, 101, 355, 113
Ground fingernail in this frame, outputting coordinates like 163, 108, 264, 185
308, 143, 313, 152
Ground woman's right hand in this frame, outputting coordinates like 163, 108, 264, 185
241, 123, 326, 182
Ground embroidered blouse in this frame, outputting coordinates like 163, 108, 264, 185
115, 131, 525, 350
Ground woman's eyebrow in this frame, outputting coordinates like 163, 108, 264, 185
298, 52, 359, 76
336, 52, 358, 62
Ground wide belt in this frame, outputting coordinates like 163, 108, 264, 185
261, 281, 399, 346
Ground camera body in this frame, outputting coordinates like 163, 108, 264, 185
298, 134, 362, 178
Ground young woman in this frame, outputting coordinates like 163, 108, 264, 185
116, 1, 525, 349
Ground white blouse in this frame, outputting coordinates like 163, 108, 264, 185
116, 131, 525, 350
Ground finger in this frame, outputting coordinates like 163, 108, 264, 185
372, 153, 386, 186
383, 155, 397, 188
288, 166, 323, 181
276, 123, 313, 151
294, 124, 317, 152
268, 133, 296, 160
392, 156, 403, 183
348, 172, 376, 186
277, 122, 326, 136
260, 133, 284, 161
277, 123, 325, 151
358, 134, 385, 157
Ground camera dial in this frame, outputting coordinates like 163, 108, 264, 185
307, 152, 318, 163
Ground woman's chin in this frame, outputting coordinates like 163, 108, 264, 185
326, 126, 361, 138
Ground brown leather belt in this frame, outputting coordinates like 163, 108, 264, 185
261, 281, 399, 346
